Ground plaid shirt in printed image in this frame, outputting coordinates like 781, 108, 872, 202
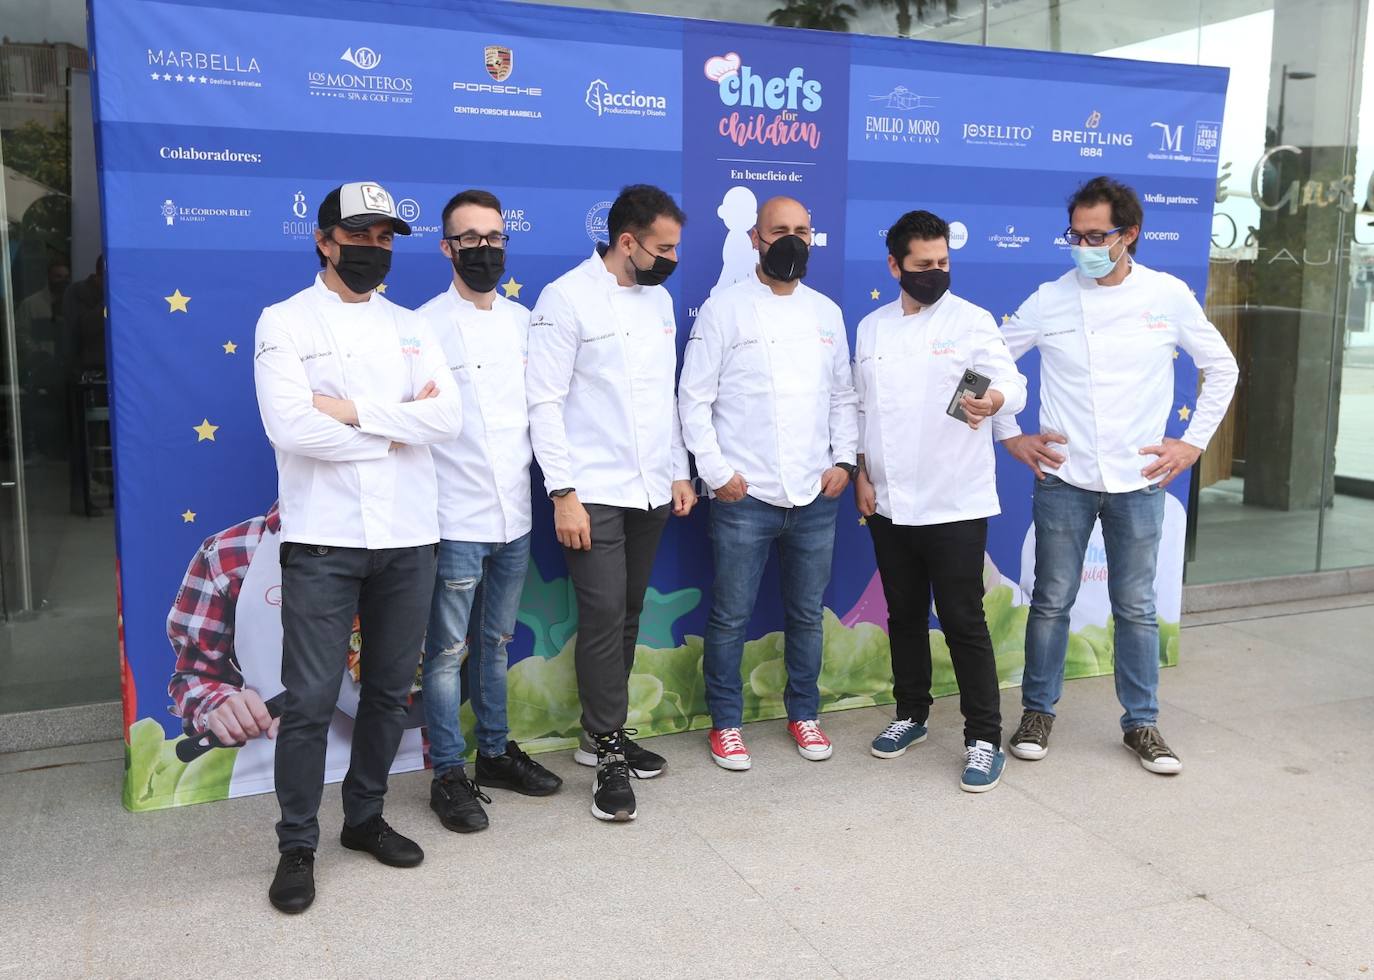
166, 503, 280, 735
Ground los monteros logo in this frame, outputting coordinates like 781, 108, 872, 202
705, 52, 824, 150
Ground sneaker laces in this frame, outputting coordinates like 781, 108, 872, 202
1133, 727, 1174, 760
592, 731, 640, 783
716, 728, 746, 755
794, 720, 826, 746
441, 771, 492, 805
1016, 712, 1051, 743
879, 718, 918, 741
965, 741, 996, 774
281, 849, 312, 873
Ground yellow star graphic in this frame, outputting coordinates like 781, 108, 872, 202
193, 418, 219, 442
1002, 313, 1011, 324
181, 509, 196, 523
1177, 404, 1191, 421
858, 515, 868, 526
502, 277, 523, 299
164, 289, 191, 313
1173, 348, 1180, 359
374, 283, 388, 294
222, 340, 238, 354
869, 288, 880, 301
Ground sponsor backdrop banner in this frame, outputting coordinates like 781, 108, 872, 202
86, 0, 1226, 810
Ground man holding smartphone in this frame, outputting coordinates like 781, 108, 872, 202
678, 195, 858, 771
997, 176, 1237, 774
853, 209, 1026, 792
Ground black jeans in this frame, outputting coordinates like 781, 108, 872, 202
562, 503, 670, 735
274, 540, 436, 853
867, 515, 1002, 745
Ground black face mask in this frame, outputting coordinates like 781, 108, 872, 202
630, 240, 677, 287
900, 267, 950, 307
759, 234, 809, 282
331, 243, 391, 294
452, 244, 506, 294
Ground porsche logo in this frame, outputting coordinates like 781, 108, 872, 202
484, 45, 513, 82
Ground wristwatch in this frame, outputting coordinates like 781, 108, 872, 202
836, 462, 857, 479
549, 488, 575, 499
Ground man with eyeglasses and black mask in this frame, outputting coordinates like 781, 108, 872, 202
414, 189, 562, 837
254, 182, 462, 913
852, 209, 1026, 793
678, 195, 858, 772
997, 176, 1237, 776
526, 184, 696, 823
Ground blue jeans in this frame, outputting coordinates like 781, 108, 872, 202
421, 533, 531, 773
703, 493, 840, 729
1022, 476, 1166, 732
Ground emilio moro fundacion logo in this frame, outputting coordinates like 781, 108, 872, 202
706, 52, 824, 149
308, 46, 413, 104
864, 86, 939, 145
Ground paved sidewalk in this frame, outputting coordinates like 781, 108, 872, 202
2, 598, 1372, 979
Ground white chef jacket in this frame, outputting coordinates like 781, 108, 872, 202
678, 274, 859, 508
417, 283, 533, 544
855, 292, 1027, 526
526, 248, 690, 510
253, 274, 461, 549
992, 262, 1238, 493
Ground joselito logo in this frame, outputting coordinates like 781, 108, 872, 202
707, 52, 824, 149
961, 121, 1033, 148
308, 46, 413, 105
584, 78, 668, 118
146, 47, 262, 88
864, 86, 939, 145
1052, 109, 1133, 158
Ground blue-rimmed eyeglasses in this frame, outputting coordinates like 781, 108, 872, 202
1063, 226, 1124, 247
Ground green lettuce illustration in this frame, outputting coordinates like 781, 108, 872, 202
123, 717, 236, 812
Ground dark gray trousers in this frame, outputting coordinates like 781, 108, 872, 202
562, 503, 670, 735
274, 540, 436, 853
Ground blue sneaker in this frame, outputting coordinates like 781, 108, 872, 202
870, 717, 928, 759
960, 739, 1005, 793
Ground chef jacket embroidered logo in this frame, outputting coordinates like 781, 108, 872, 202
930, 338, 957, 355
1142, 312, 1171, 330
399, 335, 422, 355
818, 326, 836, 346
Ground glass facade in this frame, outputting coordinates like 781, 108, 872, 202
1, 0, 1370, 720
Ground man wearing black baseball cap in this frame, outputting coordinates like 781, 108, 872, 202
254, 180, 461, 913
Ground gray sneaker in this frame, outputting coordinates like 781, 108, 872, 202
1008, 710, 1054, 761
1123, 725, 1182, 775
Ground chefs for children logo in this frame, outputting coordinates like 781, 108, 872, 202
929, 337, 957, 355
705, 52, 825, 149
864, 85, 940, 145
308, 45, 414, 104
818, 325, 837, 346
1142, 311, 1172, 330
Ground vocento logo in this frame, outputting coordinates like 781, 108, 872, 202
584, 79, 668, 118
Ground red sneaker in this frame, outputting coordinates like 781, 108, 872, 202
788, 719, 833, 761
708, 728, 751, 771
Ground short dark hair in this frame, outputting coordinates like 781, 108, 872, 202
1067, 176, 1143, 255
886, 210, 949, 261
607, 184, 686, 243
442, 189, 503, 235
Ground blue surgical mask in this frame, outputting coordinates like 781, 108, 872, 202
1071, 238, 1126, 279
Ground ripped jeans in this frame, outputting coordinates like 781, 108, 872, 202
421, 533, 531, 773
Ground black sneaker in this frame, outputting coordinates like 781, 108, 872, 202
476, 740, 564, 797
339, 814, 425, 867
268, 848, 315, 914
1008, 710, 1054, 761
589, 731, 637, 823
1123, 725, 1183, 775
429, 769, 492, 833
575, 727, 666, 778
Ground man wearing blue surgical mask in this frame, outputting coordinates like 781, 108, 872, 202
995, 176, 1237, 776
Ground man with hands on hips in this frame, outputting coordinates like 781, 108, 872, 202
997, 176, 1237, 775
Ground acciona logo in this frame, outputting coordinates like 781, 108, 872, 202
584, 79, 668, 118
159, 145, 263, 164
308, 46, 414, 105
